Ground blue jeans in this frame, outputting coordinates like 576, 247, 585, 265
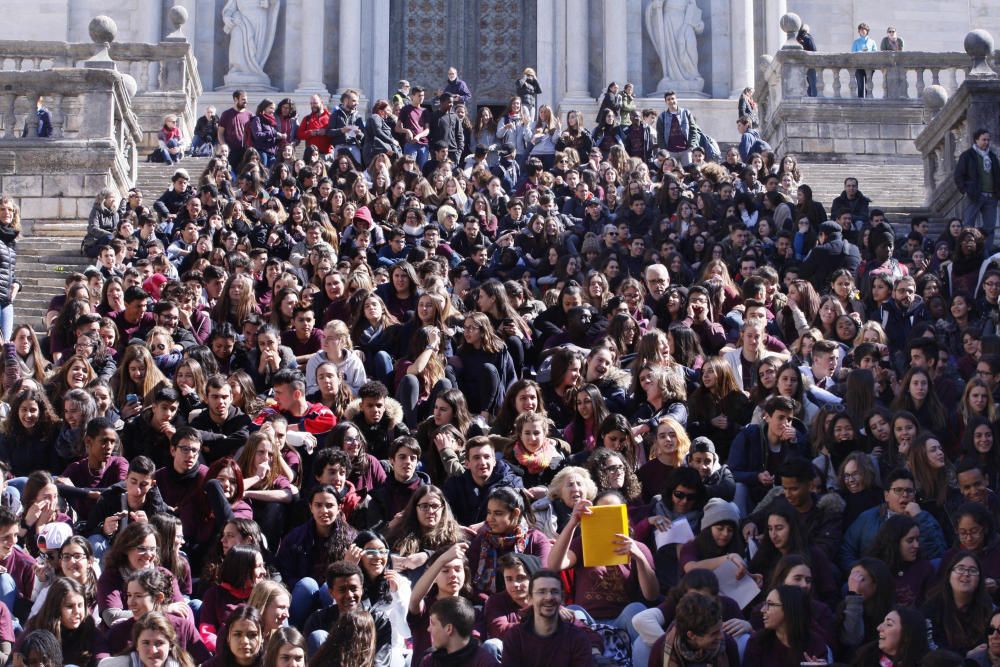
806, 69, 818, 97
0, 303, 11, 341
404, 142, 429, 168
290, 578, 332, 628
569, 601, 647, 642
964, 193, 999, 250
371, 350, 394, 387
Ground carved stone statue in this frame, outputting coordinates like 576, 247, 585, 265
221, 0, 281, 90
645, 0, 705, 94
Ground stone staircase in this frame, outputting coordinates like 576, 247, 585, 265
796, 160, 935, 236
15, 157, 210, 333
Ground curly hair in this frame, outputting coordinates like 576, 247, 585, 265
586, 447, 642, 502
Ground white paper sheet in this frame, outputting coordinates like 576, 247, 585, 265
653, 517, 695, 549
714, 558, 761, 609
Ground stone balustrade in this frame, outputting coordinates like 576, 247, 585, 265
0, 40, 202, 149
755, 48, 995, 164
0, 68, 141, 222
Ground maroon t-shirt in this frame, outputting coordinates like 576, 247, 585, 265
568, 536, 654, 620
399, 104, 430, 145
280, 328, 325, 356
218, 108, 252, 148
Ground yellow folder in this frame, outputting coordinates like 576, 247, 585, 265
580, 504, 629, 567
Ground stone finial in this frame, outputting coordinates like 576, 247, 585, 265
164, 5, 189, 42
965, 29, 996, 78
922, 84, 948, 111
120, 73, 138, 98
780, 13, 804, 50
85, 15, 118, 69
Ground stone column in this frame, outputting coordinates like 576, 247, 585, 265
536, 0, 556, 108
564, 0, 589, 97
603, 0, 627, 89
731, 0, 755, 96
338, 0, 362, 93
296, 0, 329, 94
765, 0, 787, 55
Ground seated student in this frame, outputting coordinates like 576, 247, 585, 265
277, 485, 357, 628
0, 507, 35, 622
349, 380, 410, 461
741, 457, 843, 556
302, 561, 393, 661
423, 595, 500, 666
85, 455, 170, 556
468, 486, 552, 597
252, 369, 336, 440
95, 522, 187, 627
839, 468, 947, 574
188, 374, 253, 463
120, 384, 184, 469
547, 490, 658, 642
408, 543, 479, 663
500, 569, 602, 667
355, 436, 429, 533
100, 569, 210, 662
647, 591, 741, 667
687, 437, 736, 502
311, 447, 361, 523
246, 324, 299, 394
729, 395, 809, 512
304, 320, 368, 396
744, 584, 830, 667
483, 553, 540, 640
235, 431, 297, 548
18, 577, 100, 667
444, 437, 524, 527
281, 304, 325, 366
57, 417, 128, 519
153, 429, 208, 510
199, 545, 268, 633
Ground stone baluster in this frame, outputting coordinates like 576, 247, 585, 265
0, 94, 15, 139
13, 95, 33, 137
48, 94, 64, 138
832, 68, 842, 98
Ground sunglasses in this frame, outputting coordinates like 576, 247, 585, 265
673, 490, 698, 501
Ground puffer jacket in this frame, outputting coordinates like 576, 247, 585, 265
0, 228, 16, 305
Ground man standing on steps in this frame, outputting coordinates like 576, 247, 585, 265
297, 94, 332, 156
955, 128, 1000, 251
217, 89, 251, 169
655, 91, 701, 167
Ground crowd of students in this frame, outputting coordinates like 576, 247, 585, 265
3, 71, 1000, 667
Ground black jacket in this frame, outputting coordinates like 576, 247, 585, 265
516, 76, 542, 109
830, 190, 872, 221
954, 146, 1000, 198
364, 114, 400, 163
428, 109, 464, 157
85, 481, 170, 537
799, 235, 862, 288
188, 406, 253, 463
0, 230, 16, 305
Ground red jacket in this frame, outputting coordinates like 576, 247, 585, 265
297, 109, 332, 154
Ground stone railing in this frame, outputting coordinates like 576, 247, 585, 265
755, 47, 994, 163
0, 40, 202, 149
0, 68, 142, 220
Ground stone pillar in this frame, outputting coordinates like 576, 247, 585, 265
731, 0, 755, 96
603, 0, 627, 89
564, 0, 589, 97
338, 0, 362, 93
296, 0, 328, 94
536, 0, 556, 108
765, 0, 787, 55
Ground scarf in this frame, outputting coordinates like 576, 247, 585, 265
474, 521, 527, 593
0, 225, 17, 246
663, 624, 730, 667
975, 145, 993, 172
220, 580, 253, 600
260, 112, 277, 127
514, 440, 554, 476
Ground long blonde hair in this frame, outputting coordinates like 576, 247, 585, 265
237, 431, 282, 490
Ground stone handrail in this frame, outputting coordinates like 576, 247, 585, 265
0, 40, 202, 148
915, 77, 1000, 216
0, 68, 141, 194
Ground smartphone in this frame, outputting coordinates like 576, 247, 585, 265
125, 393, 139, 404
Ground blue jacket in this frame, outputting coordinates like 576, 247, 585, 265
838, 503, 947, 573
728, 422, 809, 487
444, 459, 524, 526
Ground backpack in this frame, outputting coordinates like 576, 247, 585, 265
699, 131, 722, 161
750, 134, 772, 155
591, 623, 632, 667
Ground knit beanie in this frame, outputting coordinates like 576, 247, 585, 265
580, 233, 602, 256
701, 498, 740, 529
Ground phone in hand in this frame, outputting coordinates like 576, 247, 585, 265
125, 394, 139, 405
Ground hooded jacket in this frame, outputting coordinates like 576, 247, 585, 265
728, 420, 810, 488
444, 459, 524, 526
345, 398, 409, 462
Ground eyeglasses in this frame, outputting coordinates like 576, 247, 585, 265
362, 548, 389, 557
959, 528, 983, 539
842, 472, 860, 481
343, 436, 362, 445
986, 282, 1000, 288
952, 565, 981, 577
417, 503, 442, 513
762, 600, 783, 610
888, 487, 915, 496
602, 464, 625, 474
175, 445, 200, 455
60, 552, 87, 562
647, 278, 668, 285
673, 490, 698, 501
132, 546, 157, 555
